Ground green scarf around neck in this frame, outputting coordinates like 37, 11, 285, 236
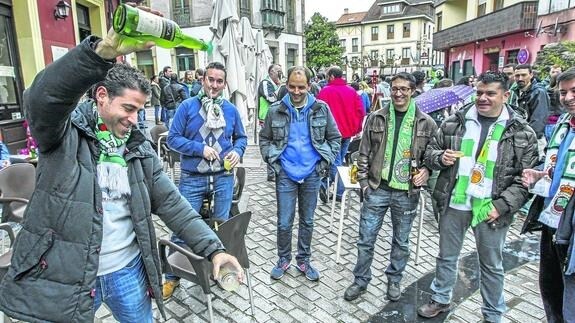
381, 99, 416, 190
95, 112, 130, 167
198, 88, 226, 129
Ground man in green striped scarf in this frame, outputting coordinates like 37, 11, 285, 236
344, 73, 437, 303
418, 72, 539, 322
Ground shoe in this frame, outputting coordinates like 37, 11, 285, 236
162, 279, 180, 300
296, 261, 320, 281
270, 257, 290, 280
387, 281, 401, 301
319, 188, 333, 203
155, 121, 163, 125
417, 300, 451, 318
343, 283, 367, 301
267, 175, 275, 182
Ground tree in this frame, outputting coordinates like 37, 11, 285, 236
534, 41, 575, 79
304, 13, 343, 72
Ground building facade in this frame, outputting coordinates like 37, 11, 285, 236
433, 0, 575, 82
336, 0, 435, 80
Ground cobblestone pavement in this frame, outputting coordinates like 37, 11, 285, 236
91, 115, 547, 323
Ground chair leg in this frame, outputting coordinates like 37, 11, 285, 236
415, 190, 425, 265
336, 189, 349, 264
206, 293, 214, 323
329, 172, 339, 232
246, 268, 255, 316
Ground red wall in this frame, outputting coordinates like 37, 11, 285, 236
38, 0, 77, 64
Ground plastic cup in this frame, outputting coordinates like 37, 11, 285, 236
223, 159, 232, 172
452, 151, 464, 158
217, 266, 240, 292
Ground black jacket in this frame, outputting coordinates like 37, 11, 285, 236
162, 81, 189, 109
513, 80, 551, 138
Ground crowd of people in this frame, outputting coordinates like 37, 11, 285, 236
0, 8, 573, 323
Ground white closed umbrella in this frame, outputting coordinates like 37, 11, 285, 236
239, 17, 257, 124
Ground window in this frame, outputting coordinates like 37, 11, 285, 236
238, 0, 251, 20
386, 49, 395, 64
340, 39, 346, 49
477, 0, 487, 17
176, 48, 195, 74
551, 0, 569, 12
506, 49, 519, 65
382, 4, 401, 14
494, 0, 504, 10
172, 0, 191, 27
136, 50, 154, 79
402, 48, 410, 65
387, 25, 394, 39
436, 12, 442, 31
286, 48, 297, 68
285, 0, 295, 33
371, 26, 379, 41
370, 50, 378, 66
403, 23, 410, 38
77, 4, 91, 42
352, 38, 358, 52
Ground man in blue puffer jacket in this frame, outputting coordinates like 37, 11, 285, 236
259, 66, 341, 282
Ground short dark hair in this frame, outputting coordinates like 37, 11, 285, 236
434, 78, 453, 88
99, 64, 151, 99
195, 68, 204, 78
268, 64, 280, 74
204, 62, 227, 80
503, 63, 516, 70
390, 72, 416, 89
317, 72, 325, 80
169, 73, 178, 82
477, 71, 509, 91
411, 71, 426, 86
326, 66, 343, 79
286, 66, 312, 84
350, 82, 360, 91
515, 64, 532, 73
162, 66, 172, 73
557, 67, 575, 85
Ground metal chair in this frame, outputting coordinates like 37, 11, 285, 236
149, 125, 179, 180
0, 163, 36, 223
0, 223, 15, 280
159, 211, 255, 323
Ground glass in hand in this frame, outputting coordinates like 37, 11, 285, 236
223, 158, 233, 174
217, 265, 241, 292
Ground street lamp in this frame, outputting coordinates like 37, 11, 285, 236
54, 0, 71, 20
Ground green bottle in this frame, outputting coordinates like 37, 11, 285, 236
113, 4, 212, 52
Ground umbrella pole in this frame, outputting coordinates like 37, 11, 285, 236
253, 103, 258, 144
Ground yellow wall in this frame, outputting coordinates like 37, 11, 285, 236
13, 0, 44, 87
72, 0, 107, 43
436, 0, 468, 30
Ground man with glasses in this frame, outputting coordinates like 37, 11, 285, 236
344, 72, 437, 302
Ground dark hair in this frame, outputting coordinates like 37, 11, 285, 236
150, 75, 158, 82
456, 76, 471, 86
98, 64, 151, 99
326, 66, 343, 79
268, 64, 280, 74
286, 66, 312, 84
169, 73, 178, 82
350, 82, 360, 91
557, 67, 575, 85
162, 66, 172, 73
195, 68, 204, 78
411, 71, 426, 86
204, 62, 227, 80
434, 78, 453, 88
317, 72, 325, 80
476, 71, 509, 91
503, 63, 516, 70
515, 64, 532, 73
390, 72, 416, 89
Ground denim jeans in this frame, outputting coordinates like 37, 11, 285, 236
353, 187, 418, 286
564, 274, 575, 323
540, 226, 565, 323
430, 207, 510, 323
137, 109, 146, 128
276, 168, 321, 263
164, 108, 176, 129
154, 105, 161, 122
165, 171, 233, 281
93, 255, 153, 323
322, 137, 351, 198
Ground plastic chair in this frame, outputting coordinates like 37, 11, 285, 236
158, 211, 255, 323
149, 125, 179, 180
0, 223, 15, 280
0, 163, 36, 223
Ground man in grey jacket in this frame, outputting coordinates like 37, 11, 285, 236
0, 21, 242, 323
418, 72, 538, 322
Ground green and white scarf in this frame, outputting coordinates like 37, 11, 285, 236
198, 88, 226, 129
451, 106, 508, 227
538, 113, 575, 228
381, 99, 416, 190
94, 106, 131, 199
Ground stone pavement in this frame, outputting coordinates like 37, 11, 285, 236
92, 113, 548, 323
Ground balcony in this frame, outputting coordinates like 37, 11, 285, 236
433, 1, 538, 50
261, 1, 285, 33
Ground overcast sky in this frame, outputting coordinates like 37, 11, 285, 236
305, 0, 374, 23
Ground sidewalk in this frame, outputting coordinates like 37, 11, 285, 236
91, 114, 546, 322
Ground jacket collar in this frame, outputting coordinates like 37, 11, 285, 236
454, 102, 526, 139
327, 78, 347, 86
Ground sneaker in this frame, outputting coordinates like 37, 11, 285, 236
162, 279, 180, 300
270, 257, 291, 280
296, 261, 320, 281
387, 281, 401, 301
343, 283, 367, 301
319, 188, 332, 204
417, 300, 451, 318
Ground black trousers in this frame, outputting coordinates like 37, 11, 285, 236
540, 226, 565, 323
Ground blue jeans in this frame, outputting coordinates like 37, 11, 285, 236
430, 207, 510, 323
353, 187, 418, 286
137, 109, 146, 128
154, 105, 161, 122
564, 274, 575, 323
93, 255, 153, 323
166, 171, 234, 281
164, 108, 176, 129
322, 137, 351, 198
276, 168, 321, 263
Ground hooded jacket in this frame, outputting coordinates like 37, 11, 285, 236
513, 79, 551, 138
317, 78, 365, 138
0, 37, 224, 322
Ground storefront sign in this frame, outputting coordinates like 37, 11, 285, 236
484, 47, 500, 54
517, 48, 530, 64
498, 56, 504, 68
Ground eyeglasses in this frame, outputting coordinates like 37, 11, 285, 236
391, 87, 412, 94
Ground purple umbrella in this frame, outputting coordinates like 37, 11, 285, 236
414, 85, 475, 114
